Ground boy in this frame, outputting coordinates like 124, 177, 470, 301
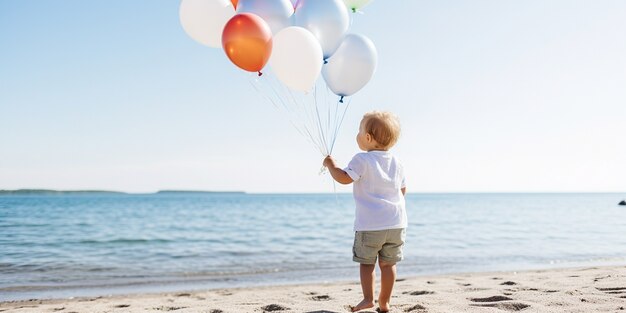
323, 111, 407, 313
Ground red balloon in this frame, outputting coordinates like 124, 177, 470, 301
222, 13, 273, 75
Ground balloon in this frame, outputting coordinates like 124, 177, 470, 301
269, 27, 323, 92
231, 0, 238, 9
294, 0, 349, 59
343, 0, 373, 13
179, 0, 235, 48
322, 34, 377, 100
236, 0, 294, 35
222, 13, 273, 74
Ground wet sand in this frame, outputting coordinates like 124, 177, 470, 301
2, 265, 625, 312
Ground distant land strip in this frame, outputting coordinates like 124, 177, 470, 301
0, 189, 245, 195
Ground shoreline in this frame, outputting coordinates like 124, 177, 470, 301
4, 259, 625, 302
2, 265, 625, 312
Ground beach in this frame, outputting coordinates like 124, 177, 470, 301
2, 265, 625, 312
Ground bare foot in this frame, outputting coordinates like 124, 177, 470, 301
376, 303, 390, 313
350, 299, 375, 312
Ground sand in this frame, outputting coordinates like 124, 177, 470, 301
2, 265, 625, 312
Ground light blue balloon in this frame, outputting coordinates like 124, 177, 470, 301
322, 33, 377, 99
294, 0, 350, 59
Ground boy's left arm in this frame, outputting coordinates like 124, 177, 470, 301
401, 187, 406, 196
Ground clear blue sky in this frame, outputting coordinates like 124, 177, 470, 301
1, 1, 625, 193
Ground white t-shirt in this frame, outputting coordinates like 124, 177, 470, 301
343, 150, 407, 231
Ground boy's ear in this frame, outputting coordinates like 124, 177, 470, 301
366, 133, 372, 142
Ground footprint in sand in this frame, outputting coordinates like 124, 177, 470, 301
153, 306, 187, 311
597, 287, 626, 298
473, 302, 530, 311
209, 310, 224, 313
500, 281, 517, 286
261, 304, 289, 312
593, 275, 611, 282
311, 295, 332, 301
470, 296, 530, 311
114, 304, 130, 308
470, 295, 513, 302
403, 290, 434, 296
597, 287, 626, 294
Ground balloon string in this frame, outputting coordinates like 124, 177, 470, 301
246, 67, 350, 160
249, 71, 325, 155
313, 83, 330, 155
330, 97, 350, 155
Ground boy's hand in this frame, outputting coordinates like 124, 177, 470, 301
322, 155, 354, 185
323, 155, 336, 168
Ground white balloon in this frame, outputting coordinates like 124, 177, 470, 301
294, 0, 350, 59
269, 27, 323, 92
236, 0, 294, 35
322, 34, 377, 98
179, 0, 235, 48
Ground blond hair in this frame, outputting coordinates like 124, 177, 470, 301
362, 111, 401, 149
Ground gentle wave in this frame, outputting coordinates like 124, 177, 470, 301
76, 238, 173, 245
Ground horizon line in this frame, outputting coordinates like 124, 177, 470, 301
1, 189, 625, 195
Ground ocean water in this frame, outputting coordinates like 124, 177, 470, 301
1, 192, 625, 301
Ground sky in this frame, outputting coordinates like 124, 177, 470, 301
1, 0, 625, 193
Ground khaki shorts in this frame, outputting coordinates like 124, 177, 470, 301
353, 228, 406, 265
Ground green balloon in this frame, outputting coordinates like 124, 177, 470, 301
343, 0, 373, 13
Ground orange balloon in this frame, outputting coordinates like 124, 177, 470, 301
222, 13, 273, 75
230, 0, 238, 9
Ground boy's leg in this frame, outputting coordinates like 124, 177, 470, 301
377, 260, 396, 312
377, 228, 405, 311
352, 230, 386, 312
352, 263, 376, 312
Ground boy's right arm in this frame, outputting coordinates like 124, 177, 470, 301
323, 156, 354, 185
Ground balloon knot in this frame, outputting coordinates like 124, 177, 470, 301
339, 96, 344, 103
258, 71, 263, 76
323, 59, 328, 64
352, 7, 357, 13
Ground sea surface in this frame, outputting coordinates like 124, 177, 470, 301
1, 192, 625, 301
